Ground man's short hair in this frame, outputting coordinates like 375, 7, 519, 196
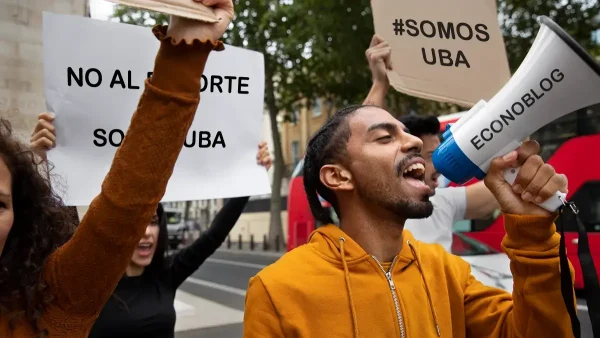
397, 114, 440, 138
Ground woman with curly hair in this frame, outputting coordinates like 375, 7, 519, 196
0, 0, 234, 336
30, 115, 272, 337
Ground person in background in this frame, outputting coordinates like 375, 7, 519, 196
363, 35, 499, 252
243, 103, 573, 337
30, 116, 271, 337
0, 0, 234, 336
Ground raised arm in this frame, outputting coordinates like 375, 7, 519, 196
462, 214, 575, 337
362, 35, 391, 109
463, 140, 574, 337
41, 1, 234, 317
168, 141, 272, 288
464, 181, 498, 219
169, 196, 250, 287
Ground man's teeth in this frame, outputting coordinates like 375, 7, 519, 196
138, 244, 152, 248
403, 163, 425, 176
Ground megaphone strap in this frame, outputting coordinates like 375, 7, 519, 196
557, 198, 600, 338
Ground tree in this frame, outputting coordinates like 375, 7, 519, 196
274, 0, 600, 117
272, 0, 464, 117
498, 0, 600, 72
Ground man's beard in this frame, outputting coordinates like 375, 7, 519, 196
357, 181, 434, 220
387, 196, 433, 219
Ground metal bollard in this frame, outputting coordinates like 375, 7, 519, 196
250, 234, 255, 250
263, 234, 268, 251
238, 234, 242, 249
227, 235, 231, 249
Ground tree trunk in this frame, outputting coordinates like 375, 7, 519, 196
265, 68, 286, 250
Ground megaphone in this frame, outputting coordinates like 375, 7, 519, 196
432, 15, 600, 212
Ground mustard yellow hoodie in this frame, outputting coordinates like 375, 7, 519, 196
243, 213, 575, 337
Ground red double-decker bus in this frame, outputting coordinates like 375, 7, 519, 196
286, 104, 600, 289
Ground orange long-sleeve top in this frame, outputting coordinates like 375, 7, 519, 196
0, 25, 224, 337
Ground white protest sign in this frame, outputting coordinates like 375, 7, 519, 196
371, 0, 511, 107
42, 12, 270, 206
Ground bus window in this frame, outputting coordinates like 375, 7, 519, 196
531, 105, 600, 161
452, 220, 471, 232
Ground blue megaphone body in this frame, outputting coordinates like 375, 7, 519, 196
432, 16, 600, 212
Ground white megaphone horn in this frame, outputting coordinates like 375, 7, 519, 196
432, 15, 600, 212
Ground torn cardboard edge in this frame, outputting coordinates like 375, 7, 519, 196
386, 70, 477, 109
105, 0, 219, 23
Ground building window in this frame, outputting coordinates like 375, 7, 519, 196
312, 98, 322, 117
291, 141, 300, 167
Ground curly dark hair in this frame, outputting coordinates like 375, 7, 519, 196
0, 118, 74, 337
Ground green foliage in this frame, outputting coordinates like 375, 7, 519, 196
111, 0, 600, 118
111, 5, 168, 26
498, 0, 600, 72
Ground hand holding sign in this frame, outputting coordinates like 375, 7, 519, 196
30, 112, 57, 160
167, 0, 234, 42
370, 0, 510, 107
366, 35, 392, 87
256, 141, 272, 171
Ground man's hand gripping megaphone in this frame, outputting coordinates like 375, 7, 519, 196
484, 140, 567, 216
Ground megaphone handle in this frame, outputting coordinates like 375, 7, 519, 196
503, 166, 566, 212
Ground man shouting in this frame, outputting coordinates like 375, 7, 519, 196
243, 103, 573, 337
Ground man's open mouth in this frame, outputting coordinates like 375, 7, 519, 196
402, 162, 426, 181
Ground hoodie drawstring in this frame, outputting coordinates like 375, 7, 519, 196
339, 237, 360, 338
408, 240, 441, 337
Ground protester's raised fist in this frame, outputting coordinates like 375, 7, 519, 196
30, 112, 57, 159
366, 35, 392, 86
483, 140, 568, 216
256, 141, 272, 171
167, 0, 234, 43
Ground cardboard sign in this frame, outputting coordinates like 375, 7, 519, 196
105, 0, 219, 22
42, 12, 270, 206
370, 0, 511, 107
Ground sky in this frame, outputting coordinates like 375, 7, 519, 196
89, 0, 116, 20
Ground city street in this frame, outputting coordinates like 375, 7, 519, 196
172, 248, 594, 338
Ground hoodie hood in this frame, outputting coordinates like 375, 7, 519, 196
308, 224, 441, 337
308, 224, 421, 265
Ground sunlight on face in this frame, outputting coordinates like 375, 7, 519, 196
0, 157, 14, 255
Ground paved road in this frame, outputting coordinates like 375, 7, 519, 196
174, 248, 595, 338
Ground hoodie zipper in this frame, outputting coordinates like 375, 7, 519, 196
372, 255, 406, 338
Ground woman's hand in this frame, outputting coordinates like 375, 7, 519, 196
256, 141, 272, 171
30, 112, 57, 160
167, 0, 234, 43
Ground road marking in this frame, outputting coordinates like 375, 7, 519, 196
206, 257, 267, 269
185, 277, 247, 297
174, 289, 244, 331
577, 304, 588, 311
